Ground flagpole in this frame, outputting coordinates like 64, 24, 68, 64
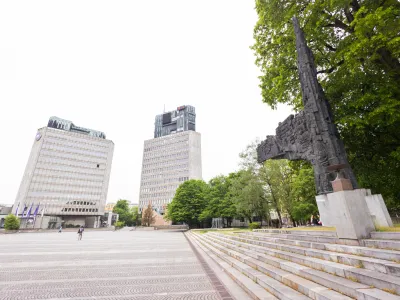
40, 205, 46, 229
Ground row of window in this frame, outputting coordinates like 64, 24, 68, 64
23, 198, 100, 205
46, 132, 109, 150
31, 177, 103, 188
143, 146, 189, 159
28, 186, 103, 196
35, 162, 105, 175
141, 163, 189, 177
29, 183, 103, 194
142, 152, 189, 165
141, 184, 178, 193
141, 175, 188, 186
143, 147, 189, 162
34, 168, 104, 181
38, 156, 104, 170
144, 139, 189, 153
61, 208, 99, 212
27, 191, 101, 200
42, 142, 108, 158
142, 161, 189, 174
40, 148, 107, 165
65, 201, 97, 206
140, 191, 175, 199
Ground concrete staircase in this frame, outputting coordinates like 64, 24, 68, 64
187, 229, 400, 300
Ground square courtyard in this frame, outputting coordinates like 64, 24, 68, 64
0, 230, 224, 300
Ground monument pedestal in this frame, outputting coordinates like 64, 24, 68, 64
316, 189, 375, 240
365, 194, 393, 228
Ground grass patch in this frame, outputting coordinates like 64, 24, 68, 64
191, 228, 251, 235
284, 226, 336, 231
382, 288, 397, 295
375, 225, 400, 232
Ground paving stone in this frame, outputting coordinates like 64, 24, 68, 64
0, 231, 225, 300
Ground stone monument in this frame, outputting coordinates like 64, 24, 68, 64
257, 17, 392, 239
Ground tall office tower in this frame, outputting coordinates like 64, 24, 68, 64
139, 105, 202, 217
13, 116, 114, 228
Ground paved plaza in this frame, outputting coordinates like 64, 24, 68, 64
0, 230, 235, 300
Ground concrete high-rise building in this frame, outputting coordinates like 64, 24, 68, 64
139, 106, 202, 218
13, 116, 114, 228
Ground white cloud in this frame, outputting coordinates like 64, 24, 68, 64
0, 1, 292, 205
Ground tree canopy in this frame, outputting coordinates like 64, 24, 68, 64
112, 200, 135, 226
252, 0, 400, 210
166, 180, 209, 228
4, 214, 20, 230
142, 203, 155, 227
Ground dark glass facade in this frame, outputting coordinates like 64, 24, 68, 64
154, 105, 196, 138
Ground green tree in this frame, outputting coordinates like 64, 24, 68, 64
252, 0, 400, 209
166, 180, 209, 228
291, 202, 318, 224
229, 169, 269, 224
259, 160, 288, 226
131, 206, 141, 226
4, 214, 20, 230
200, 175, 237, 227
260, 160, 317, 227
113, 200, 135, 226
114, 221, 125, 229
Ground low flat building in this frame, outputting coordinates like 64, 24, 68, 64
104, 202, 116, 212
0, 205, 13, 228
13, 117, 114, 229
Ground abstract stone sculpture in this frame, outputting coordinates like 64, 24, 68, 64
257, 17, 358, 194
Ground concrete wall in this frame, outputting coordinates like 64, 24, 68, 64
188, 131, 202, 180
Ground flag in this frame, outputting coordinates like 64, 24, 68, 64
14, 203, 20, 216
26, 203, 34, 219
33, 203, 40, 218
22, 203, 27, 217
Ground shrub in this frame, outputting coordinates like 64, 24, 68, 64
249, 222, 261, 230
4, 214, 20, 230
115, 221, 125, 229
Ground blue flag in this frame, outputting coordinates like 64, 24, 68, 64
26, 203, 34, 219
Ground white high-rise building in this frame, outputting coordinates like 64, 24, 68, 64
13, 117, 114, 228
139, 106, 202, 215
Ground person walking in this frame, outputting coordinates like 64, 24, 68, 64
77, 226, 84, 240
58, 225, 62, 233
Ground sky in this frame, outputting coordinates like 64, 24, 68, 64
0, 1, 292, 205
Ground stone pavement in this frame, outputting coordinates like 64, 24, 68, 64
0, 230, 234, 300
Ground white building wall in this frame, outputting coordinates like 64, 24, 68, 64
13, 127, 114, 217
138, 131, 202, 213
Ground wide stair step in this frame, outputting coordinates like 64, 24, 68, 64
186, 232, 277, 299
190, 231, 400, 299
250, 230, 400, 252
186, 232, 278, 299
233, 232, 400, 272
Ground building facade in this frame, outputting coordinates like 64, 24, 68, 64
154, 105, 196, 138
104, 202, 115, 212
13, 117, 114, 228
139, 106, 202, 217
